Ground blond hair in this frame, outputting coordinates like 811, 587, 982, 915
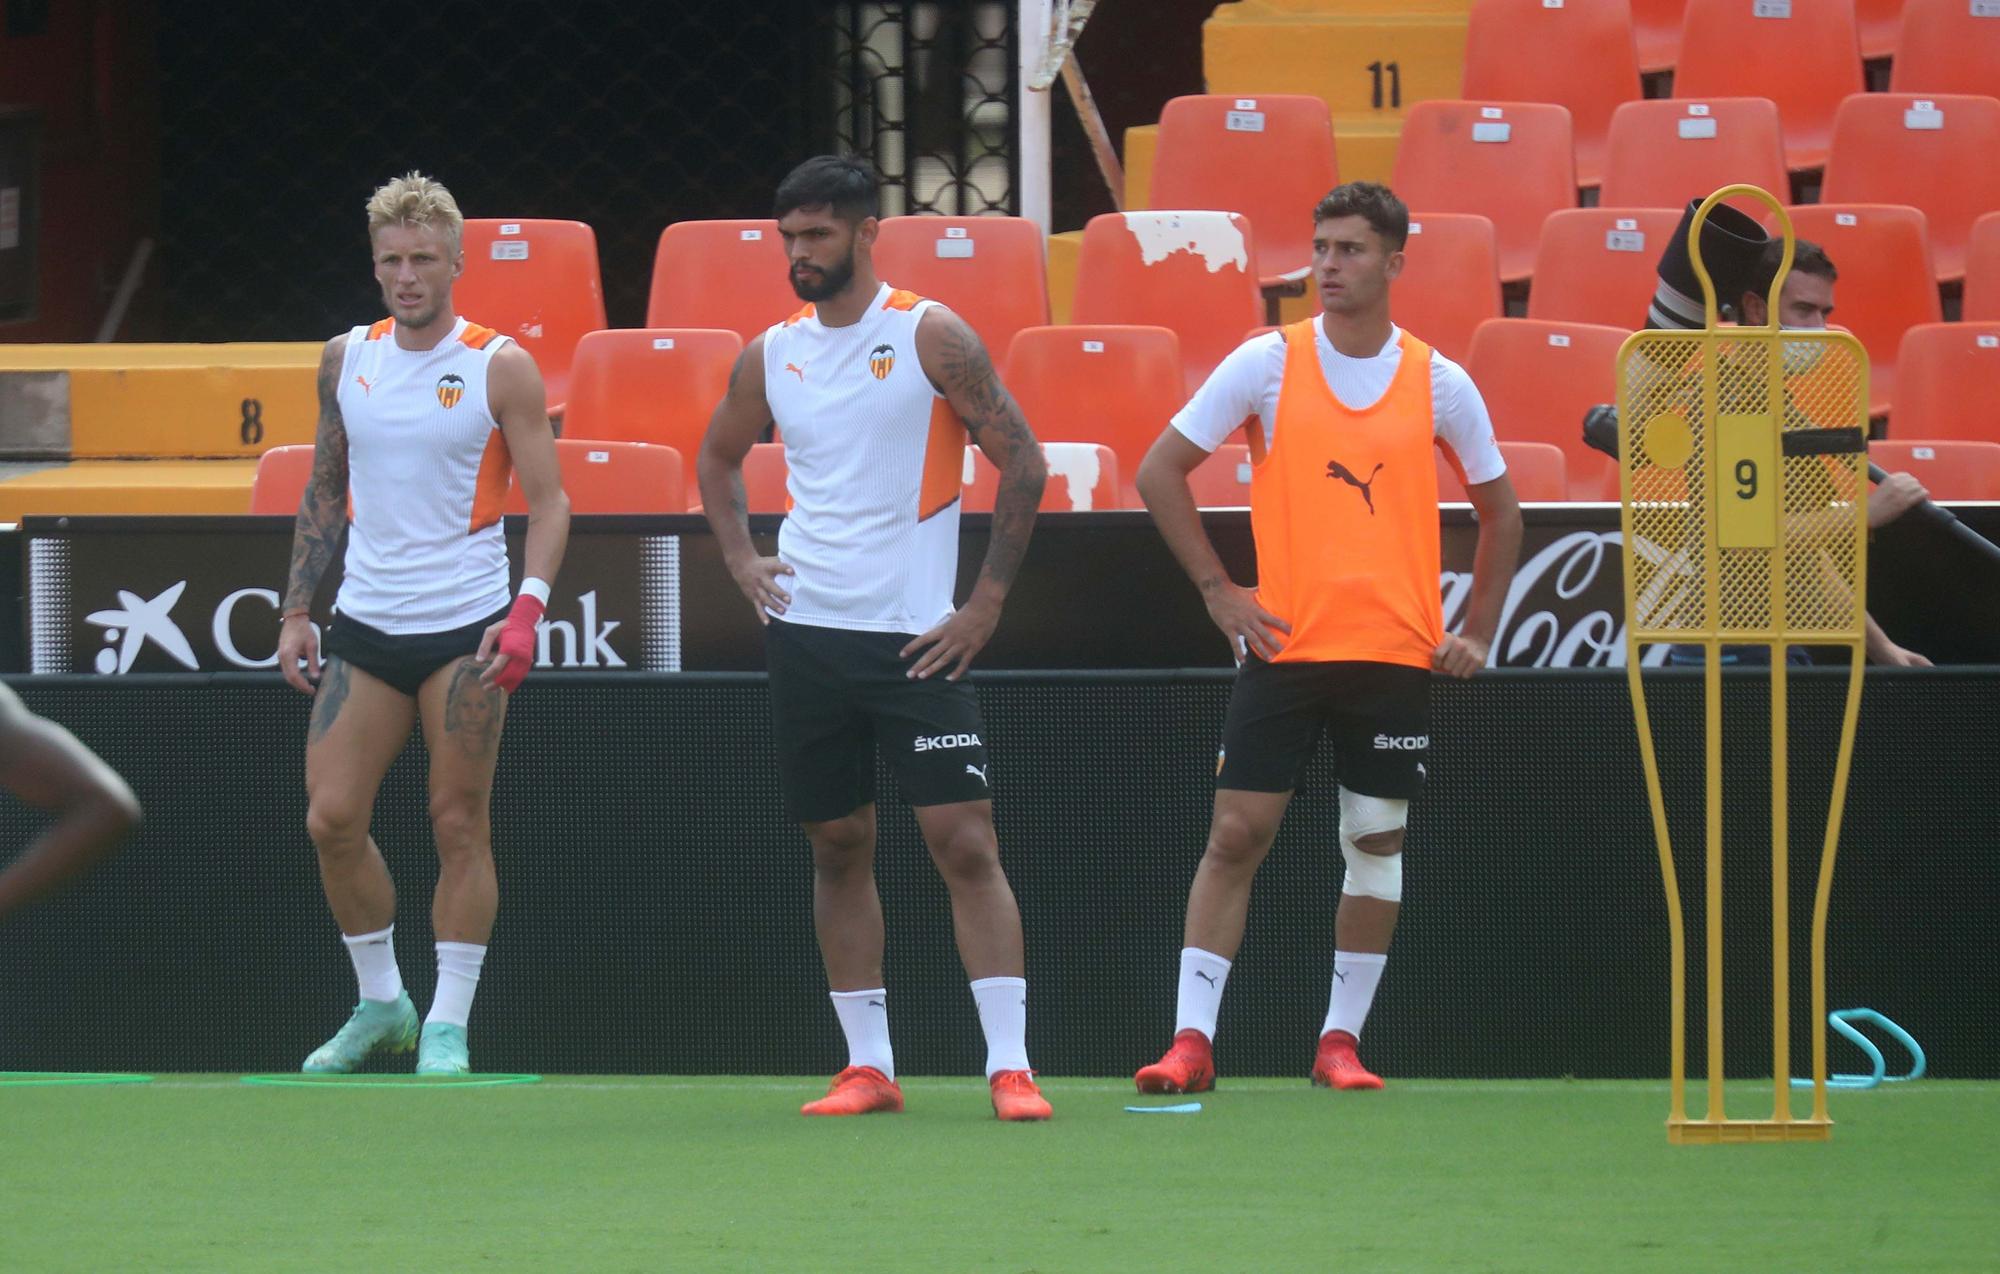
365, 171, 464, 253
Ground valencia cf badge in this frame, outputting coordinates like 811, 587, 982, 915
436, 373, 466, 409
869, 344, 895, 380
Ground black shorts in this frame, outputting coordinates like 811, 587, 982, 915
322, 607, 507, 698
766, 618, 992, 823
1216, 658, 1431, 799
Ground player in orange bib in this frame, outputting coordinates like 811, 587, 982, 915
276, 173, 570, 1077
698, 157, 1053, 1121
1133, 182, 1523, 1093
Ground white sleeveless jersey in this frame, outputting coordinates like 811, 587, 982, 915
763, 283, 967, 633
332, 316, 516, 634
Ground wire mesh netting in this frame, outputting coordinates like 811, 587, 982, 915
157, 3, 1023, 340
1619, 330, 1869, 642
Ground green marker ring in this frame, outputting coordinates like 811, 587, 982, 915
0, 1072, 155, 1087
240, 1073, 542, 1088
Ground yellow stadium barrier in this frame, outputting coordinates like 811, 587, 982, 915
1203, 6, 1469, 185
0, 343, 319, 459
0, 460, 261, 520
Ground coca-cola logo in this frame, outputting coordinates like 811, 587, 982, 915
1443, 531, 1670, 668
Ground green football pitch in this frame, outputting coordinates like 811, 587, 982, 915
3, 1076, 1995, 1273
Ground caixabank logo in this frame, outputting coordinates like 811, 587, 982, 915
72, 583, 629, 674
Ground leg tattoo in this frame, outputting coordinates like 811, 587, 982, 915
309, 658, 352, 743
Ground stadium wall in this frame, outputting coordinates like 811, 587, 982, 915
0, 669, 1991, 1080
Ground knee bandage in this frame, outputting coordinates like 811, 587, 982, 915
1339, 787, 1408, 901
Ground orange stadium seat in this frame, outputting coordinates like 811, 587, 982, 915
503, 439, 685, 514
1465, 318, 1632, 499
1855, 0, 1906, 60
1187, 442, 1255, 508
560, 328, 742, 493
1070, 212, 1262, 394
1395, 212, 1501, 364
1436, 440, 1570, 501
1868, 440, 2000, 498
1528, 208, 1685, 328
1631, 0, 1689, 72
1392, 100, 1578, 284
741, 442, 792, 513
1672, 0, 1864, 172
1966, 212, 2000, 321
1005, 325, 1187, 506
645, 220, 796, 343
872, 216, 1049, 357
455, 219, 606, 412
1460, 0, 1643, 188
1821, 93, 2000, 285
1148, 94, 1339, 286
1889, 0, 2000, 96
1779, 203, 1942, 417
248, 444, 315, 515
1599, 97, 1789, 213
964, 442, 1123, 512
1887, 322, 2000, 444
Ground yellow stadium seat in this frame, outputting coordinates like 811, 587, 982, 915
0, 343, 319, 459
1203, 4, 1472, 183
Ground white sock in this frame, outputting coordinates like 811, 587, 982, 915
1173, 947, 1233, 1041
830, 988, 894, 1080
427, 941, 487, 1028
970, 976, 1030, 1077
1323, 950, 1387, 1040
341, 925, 402, 1004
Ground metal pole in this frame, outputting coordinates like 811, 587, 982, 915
1018, 0, 1052, 232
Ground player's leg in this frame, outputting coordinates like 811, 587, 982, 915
1312, 663, 1430, 1091
768, 620, 903, 1115
301, 652, 421, 1072
882, 672, 1049, 1120
0, 682, 140, 921
411, 652, 509, 1074
1137, 657, 1317, 1094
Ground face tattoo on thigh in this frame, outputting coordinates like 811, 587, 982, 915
442, 659, 504, 758
308, 658, 352, 744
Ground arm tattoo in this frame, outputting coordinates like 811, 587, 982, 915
937, 317, 1044, 590
283, 344, 351, 613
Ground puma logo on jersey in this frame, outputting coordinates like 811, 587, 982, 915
354, 375, 374, 396
1326, 459, 1385, 514
965, 764, 988, 785
784, 361, 808, 382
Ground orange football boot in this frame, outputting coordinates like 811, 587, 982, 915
800, 1065, 905, 1116
1134, 1028, 1216, 1094
989, 1069, 1053, 1121
1311, 1030, 1384, 1090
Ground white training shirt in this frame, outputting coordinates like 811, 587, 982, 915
332, 316, 516, 634
763, 283, 966, 634
1171, 319, 1508, 484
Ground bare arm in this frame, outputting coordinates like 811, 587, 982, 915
696, 336, 792, 622
920, 308, 1046, 604
1439, 472, 1524, 677
487, 343, 571, 590
276, 336, 351, 693
0, 683, 140, 920
904, 308, 1047, 680
1136, 427, 1289, 661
